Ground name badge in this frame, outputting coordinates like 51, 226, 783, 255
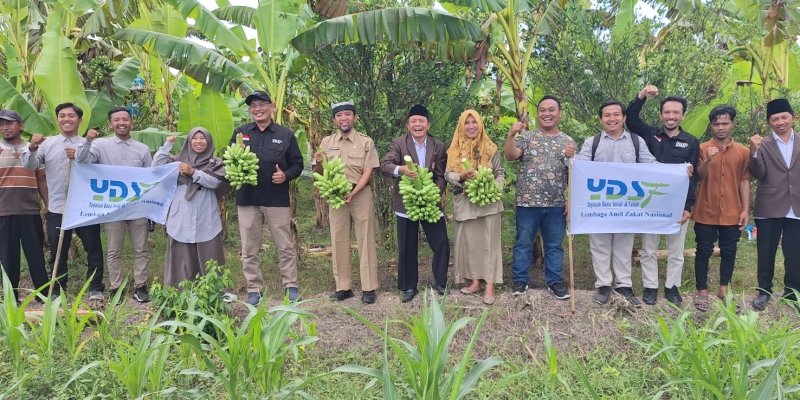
330, 147, 339, 150
272, 139, 283, 144
675, 142, 688, 148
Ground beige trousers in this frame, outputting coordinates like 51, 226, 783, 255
104, 218, 149, 289
329, 188, 379, 292
589, 233, 635, 288
641, 222, 689, 289
238, 206, 298, 292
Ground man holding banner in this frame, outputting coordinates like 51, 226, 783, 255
574, 100, 674, 307
626, 86, 700, 306
22, 103, 105, 300
76, 107, 153, 303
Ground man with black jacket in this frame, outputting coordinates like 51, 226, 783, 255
232, 91, 305, 306
626, 85, 700, 306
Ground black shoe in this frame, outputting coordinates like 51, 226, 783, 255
642, 288, 658, 305
548, 282, 570, 300
134, 285, 151, 303
401, 289, 418, 303
782, 290, 798, 302
752, 293, 771, 311
593, 286, 611, 304
664, 286, 683, 306
614, 287, 642, 308
512, 281, 528, 296
110, 288, 125, 305
433, 284, 447, 296
362, 290, 376, 304
330, 290, 355, 302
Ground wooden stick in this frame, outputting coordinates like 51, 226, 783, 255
567, 157, 576, 314
48, 160, 73, 298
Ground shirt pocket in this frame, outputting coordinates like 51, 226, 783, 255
621, 152, 637, 163
264, 143, 285, 162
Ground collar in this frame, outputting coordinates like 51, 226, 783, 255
336, 131, 356, 142
412, 136, 428, 148
112, 136, 133, 145
772, 130, 796, 145
709, 137, 736, 151
251, 121, 274, 133
601, 130, 629, 140
59, 133, 81, 143
658, 126, 692, 141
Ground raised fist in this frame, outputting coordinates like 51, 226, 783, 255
638, 85, 659, 99
86, 129, 99, 142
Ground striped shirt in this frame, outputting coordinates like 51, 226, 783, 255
0, 140, 44, 216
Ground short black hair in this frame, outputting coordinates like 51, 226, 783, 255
660, 96, 687, 114
709, 105, 737, 123
107, 106, 132, 119
55, 103, 84, 119
538, 95, 561, 110
598, 100, 626, 118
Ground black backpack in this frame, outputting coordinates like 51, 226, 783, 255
590, 132, 640, 162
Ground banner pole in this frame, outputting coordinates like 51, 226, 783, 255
48, 159, 73, 298
567, 157, 576, 314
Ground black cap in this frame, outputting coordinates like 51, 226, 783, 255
0, 110, 22, 122
245, 91, 272, 105
766, 98, 794, 119
408, 104, 429, 120
332, 100, 356, 117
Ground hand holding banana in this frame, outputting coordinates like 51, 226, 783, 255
398, 155, 441, 223
312, 155, 352, 210
223, 133, 260, 190
462, 158, 502, 207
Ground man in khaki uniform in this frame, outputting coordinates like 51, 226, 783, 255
313, 101, 380, 304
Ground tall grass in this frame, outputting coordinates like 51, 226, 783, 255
628, 300, 800, 399
334, 289, 527, 399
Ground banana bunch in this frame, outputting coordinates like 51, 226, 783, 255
398, 155, 441, 223
223, 133, 260, 190
312, 155, 352, 210
462, 158, 502, 207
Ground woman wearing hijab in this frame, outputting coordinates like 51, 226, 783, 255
152, 127, 228, 287
445, 110, 505, 305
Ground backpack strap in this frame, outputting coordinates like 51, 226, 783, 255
632, 133, 640, 162
590, 132, 602, 161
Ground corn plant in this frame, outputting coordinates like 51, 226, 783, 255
628, 300, 800, 399
159, 301, 325, 399
56, 279, 102, 362
334, 289, 526, 399
0, 274, 33, 382
25, 288, 62, 369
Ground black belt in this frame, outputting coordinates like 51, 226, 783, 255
452, 187, 463, 196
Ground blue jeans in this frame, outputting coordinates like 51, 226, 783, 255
512, 206, 566, 286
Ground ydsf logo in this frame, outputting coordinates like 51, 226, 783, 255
91, 179, 159, 202
587, 179, 670, 208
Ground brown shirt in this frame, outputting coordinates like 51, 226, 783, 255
319, 130, 380, 185
693, 139, 750, 225
0, 140, 44, 216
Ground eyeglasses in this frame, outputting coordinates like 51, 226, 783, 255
249, 102, 271, 110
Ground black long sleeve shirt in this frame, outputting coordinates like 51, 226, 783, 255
229, 121, 304, 207
626, 96, 700, 212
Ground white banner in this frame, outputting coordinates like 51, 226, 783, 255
569, 160, 689, 234
62, 162, 180, 230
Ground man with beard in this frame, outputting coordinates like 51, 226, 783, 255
692, 105, 750, 312
749, 99, 800, 311
232, 91, 304, 306
22, 103, 105, 300
626, 86, 700, 306
76, 107, 153, 303
314, 100, 380, 304
0, 110, 49, 302
504, 96, 575, 299
575, 100, 659, 307
380, 104, 450, 303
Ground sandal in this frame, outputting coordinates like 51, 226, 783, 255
460, 286, 480, 295
694, 294, 709, 312
483, 296, 495, 305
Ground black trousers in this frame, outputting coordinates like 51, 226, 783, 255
755, 218, 800, 297
694, 222, 741, 291
45, 212, 105, 293
397, 215, 449, 291
0, 215, 49, 297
